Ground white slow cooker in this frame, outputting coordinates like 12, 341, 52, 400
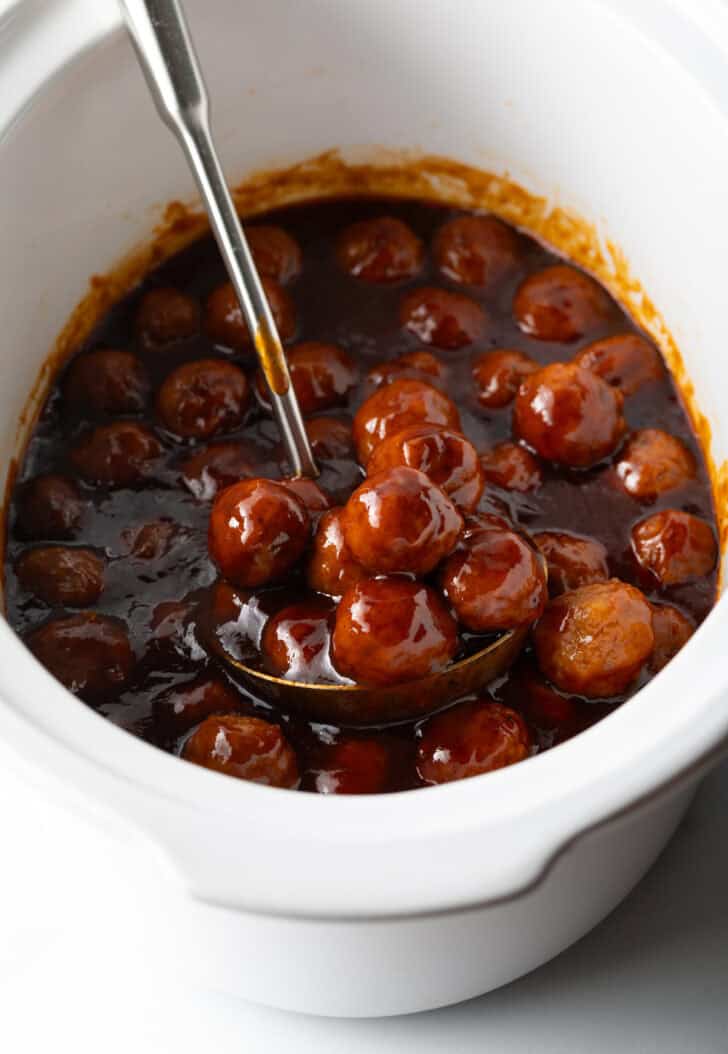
0, 0, 726, 1017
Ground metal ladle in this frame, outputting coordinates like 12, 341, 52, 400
203, 613, 529, 726
121, 0, 531, 725
121, 0, 316, 478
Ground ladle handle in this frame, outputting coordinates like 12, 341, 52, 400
119, 0, 318, 478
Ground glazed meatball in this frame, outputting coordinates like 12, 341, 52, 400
434, 215, 520, 287
352, 378, 461, 463
155, 675, 241, 735
121, 519, 178, 560
631, 509, 717, 586
246, 225, 302, 284
149, 597, 206, 664
533, 531, 609, 596
71, 422, 162, 486
400, 286, 486, 350
16, 546, 104, 607
136, 286, 200, 348
480, 442, 543, 492
513, 264, 611, 342
305, 417, 355, 461
513, 362, 625, 468
310, 738, 395, 795
64, 349, 149, 416
15, 474, 84, 540
341, 466, 462, 575
533, 580, 655, 697
417, 700, 530, 785
157, 358, 249, 440
366, 351, 446, 389
183, 714, 299, 788
576, 333, 664, 396
461, 509, 513, 538
441, 524, 547, 631
366, 425, 484, 513
280, 477, 332, 514
256, 342, 357, 414
179, 440, 259, 500
614, 429, 695, 501
196, 580, 261, 667
306, 507, 367, 597
208, 478, 310, 587
472, 348, 538, 409
649, 603, 694, 673
261, 598, 335, 681
205, 276, 296, 351
25, 612, 134, 699
332, 577, 458, 687
337, 216, 423, 283
506, 662, 580, 738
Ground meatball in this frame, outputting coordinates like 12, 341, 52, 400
208, 478, 310, 587
25, 612, 134, 699
157, 359, 249, 440
417, 700, 530, 785
15, 474, 84, 540
64, 349, 149, 416
575, 333, 664, 396
246, 225, 302, 284
441, 524, 547, 631
306, 507, 367, 597
305, 417, 355, 461
366, 351, 446, 389
513, 264, 611, 342
533, 579, 655, 697
631, 509, 717, 586
614, 429, 695, 501
179, 440, 259, 500
71, 422, 162, 486
472, 348, 538, 409
332, 577, 458, 687
183, 714, 299, 788
480, 442, 543, 492
196, 580, 261, 667
337, 216, 423, 283
135, 286, 200, 348
279, 477, 332, 514
513, 362, 625, 467
400, 286, 486, 350
506, 662, 580, 738
462, 509, 513, 537
649, 603, 694, 673
366, 425, 483, 513
352, 378, 461, 463
434, 215, 520, 287
155, 675, 241, 735
255, 342, 357, 414
341, 466, 462, 575
205, 276, 296, 351
260, 598, 335, 681
533, 531, 609, 596
16, 546, 104, 607
149, 596, 206, 664
310, 738, 395, 795
121, 519, 178, 560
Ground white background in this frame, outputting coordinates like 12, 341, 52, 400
0, 0, 727, 1049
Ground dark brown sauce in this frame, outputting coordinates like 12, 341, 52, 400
3, 197, 718, 792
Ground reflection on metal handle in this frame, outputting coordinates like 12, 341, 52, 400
119, 0, 318, 478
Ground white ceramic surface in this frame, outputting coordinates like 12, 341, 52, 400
0, 0, 727, 1016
